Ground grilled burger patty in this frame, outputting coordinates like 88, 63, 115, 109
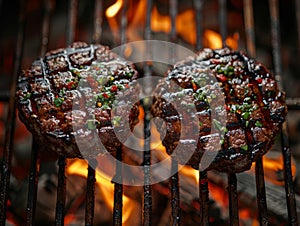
151, 48, 287, 172
16, 42, 139, 158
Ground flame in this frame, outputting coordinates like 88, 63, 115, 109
106, 0, 239, 49
106, 0, 124, 43
106, 0, 123, 18
66, 159, 139, 225
251, 155, 296, 186
176, 10, 197, 45
151, 6, 171, 33
203, 29, 239, 50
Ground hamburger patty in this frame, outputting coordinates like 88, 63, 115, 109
16, 42, 139, 158
151, 48, 287, 172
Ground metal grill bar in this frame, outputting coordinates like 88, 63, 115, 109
286, 98, 300, 110
55, 155, 67, 226
169, 1, 181, 225
169, 0, 177, 43
40, 0, 54, 57
66, 0, 78, 46
171, 160, 180, 226
199, 171, 209, 225
243, 1, 269, 224
243, 0, 256, 57
218, 1, 241, 224
143, 105, 152, 226
255, 158, 269, 225
193, 2, 209, 224
296, 0, 300, 55
0, 1, 25, 224
142, 0, 153, 225
25, 1, 53, 223
227, 173, 239, 226
193, 0, 204, 51
113, 147, 123, 226
268, 0, 298, 224
82, 2, 105, 224
112, 1, 128, 223
92, 0, 103, 44
219, 0, 227, 46
85, 159, 96, 226
120, 0, 128, 46
143, 103, 152, 226
25, 139, 40, 226
281, 123, 299, 226
54, 1, 79, 224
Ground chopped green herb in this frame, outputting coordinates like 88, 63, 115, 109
59, 88, 66, 96
112, 116, 122, 126
70, 69, 81, 77
245, 121, 250, 127
244, 97, 251, 102
215, 64, 235, 76
212, 119, 228, 133
186, 103, 195, 108
255, 120, 263, 127
54, 97, 64, 107
240, 144, 248, 151
101, 104, 110, 110
242, 112, 251, 120
87, 119, 98, 130
25, 93, 32, 99
210, 93, 217, 99
220, 138, 225, 145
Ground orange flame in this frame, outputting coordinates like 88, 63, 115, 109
106, 0, 124, 42
106, 0, 239, 49
151, 6, 171, 33
66, 159, 139, 225
251, 155, 296, 186
203, 29, 239, 50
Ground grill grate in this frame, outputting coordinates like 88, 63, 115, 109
0, 0, 299, 225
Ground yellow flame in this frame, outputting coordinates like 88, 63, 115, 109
180, 165, 199, 184
66, 159, 139, 225
106, 0, 123, 18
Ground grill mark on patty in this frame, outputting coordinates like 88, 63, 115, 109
152, 47, 287, 172
16, 42, 139, 158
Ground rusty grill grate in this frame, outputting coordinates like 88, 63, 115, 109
0, 0, 300, 225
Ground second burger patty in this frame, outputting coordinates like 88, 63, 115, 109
151, 48, 287, 173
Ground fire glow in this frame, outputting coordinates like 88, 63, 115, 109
105, 0, 239, 49
66, 159, 139, 225
60, 2, 296, 224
